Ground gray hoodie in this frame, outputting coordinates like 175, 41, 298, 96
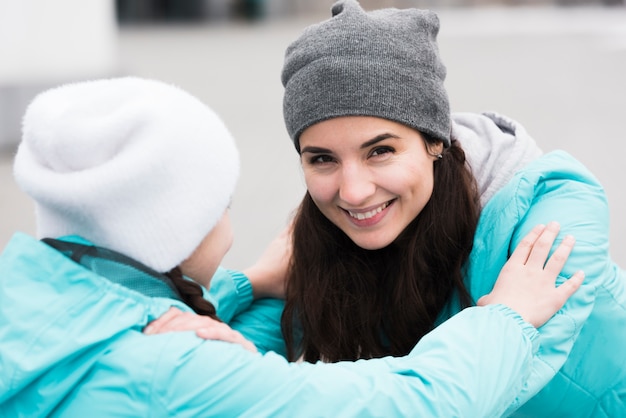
453, 111, 543, 207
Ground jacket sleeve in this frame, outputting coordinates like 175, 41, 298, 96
153, 304, 539, 417
205, 267, 254, 323
230, 297, 287, 357
205, 267, 287, 356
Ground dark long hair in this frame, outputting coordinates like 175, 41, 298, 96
281, 137, 479, 362
166, 266, 220, 320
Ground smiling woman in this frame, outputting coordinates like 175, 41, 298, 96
287, 115, 480, 362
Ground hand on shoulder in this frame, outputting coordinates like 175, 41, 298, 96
144, 307, 257, 353
477, 222, 584, 328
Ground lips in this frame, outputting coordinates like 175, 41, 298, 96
345, 199, 394, 221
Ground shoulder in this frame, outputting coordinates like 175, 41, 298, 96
469, 151, 609, 294
452, 111, 543, 206
482, 150, 606, 224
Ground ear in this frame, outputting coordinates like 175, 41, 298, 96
425, 141, 444, 160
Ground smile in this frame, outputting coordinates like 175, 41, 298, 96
347, 200, 393, 220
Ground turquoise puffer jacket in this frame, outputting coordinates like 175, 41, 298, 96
0, 233, 539, 416
232, 151, 626, 417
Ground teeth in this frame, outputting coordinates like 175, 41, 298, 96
348, 202, 389, 220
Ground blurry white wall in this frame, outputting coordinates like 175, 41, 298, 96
0, 0, 118, 148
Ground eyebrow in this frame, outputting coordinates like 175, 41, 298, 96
300, 133, 399, 154
362, 133, 399, 148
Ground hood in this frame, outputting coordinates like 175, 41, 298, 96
452, 111, 543, 207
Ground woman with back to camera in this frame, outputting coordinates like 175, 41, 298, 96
226, 1, 626, 416
0, 76, 583, 417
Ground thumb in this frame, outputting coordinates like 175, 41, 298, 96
476, 294, 490, 306
554, 270, 585, 305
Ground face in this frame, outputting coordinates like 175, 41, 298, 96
299, 116, 443, 250
180, 210, 233, 288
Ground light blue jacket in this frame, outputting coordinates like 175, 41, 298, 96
233, 150, 626, 417
0, 232, 540, 416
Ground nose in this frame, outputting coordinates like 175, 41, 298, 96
338, 163, 375, 206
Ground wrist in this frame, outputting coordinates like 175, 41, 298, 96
243, 266, 286, 300
242, 266, 268, 299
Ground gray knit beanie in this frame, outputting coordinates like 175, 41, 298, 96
282, 0, 450, 150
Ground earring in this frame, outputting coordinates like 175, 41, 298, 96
428, 150, 443, 159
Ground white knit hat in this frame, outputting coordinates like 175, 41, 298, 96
14, 77, 239, 272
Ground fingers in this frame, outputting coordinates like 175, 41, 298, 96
554, 270, 585, 307
508, 224, 546, 265
195, 322, 232, 340
545, 270, 585, 318
196, 325, 258, 353
543, 234, 575, 277
143, 307, 258, 353
525, 221, 561, 267
144, 307, 220, 335
144, 307, 183, 335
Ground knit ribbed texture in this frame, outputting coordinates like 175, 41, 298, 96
14, 77, 239, 272
282, 0, 451, 150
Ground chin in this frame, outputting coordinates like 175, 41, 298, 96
350, 235, 394, 251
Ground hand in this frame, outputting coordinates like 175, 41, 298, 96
477, 222, 584, 328
143, 307, 257, 353
243, 222, 293, 299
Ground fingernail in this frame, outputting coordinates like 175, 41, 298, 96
547, 221, 560, 230
563, 234, 575, 244
144, 325, 153, 335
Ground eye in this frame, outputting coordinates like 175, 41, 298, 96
308, 154, 335, 165
369, 146, 394, 158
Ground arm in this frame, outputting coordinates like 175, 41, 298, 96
229, 297, 287, 356
146, 224, 581, 414
203, 255, 288, 354
154, 304, 539, 417
149, 223, 581, 361
204, 267, 254, 323
181, 266, 286, 354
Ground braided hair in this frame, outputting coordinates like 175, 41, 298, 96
165, 266, 220, 321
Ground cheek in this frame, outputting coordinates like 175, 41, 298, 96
389, 164, 434, 199
212, 221, 233, 264
304, 174, 335, 203
221, 218, 234, 246
220, 232, 234, 259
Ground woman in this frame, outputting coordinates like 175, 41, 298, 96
0, 77, 581, 417
239, 1, 626, 416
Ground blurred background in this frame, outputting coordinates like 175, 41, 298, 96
1, 0, 625, 270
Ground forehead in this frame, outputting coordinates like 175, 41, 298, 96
300, 116, 418, 149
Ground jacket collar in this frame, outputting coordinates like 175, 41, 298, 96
42, 237, 183, 302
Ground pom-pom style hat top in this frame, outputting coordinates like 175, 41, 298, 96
14, 77, 239, 273
281, 0, 451, 151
